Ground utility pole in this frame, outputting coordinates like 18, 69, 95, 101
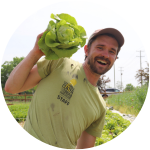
136, 50, 145, 70
114, 57, 119, 88
114, 63, 115, 88
119, 67, 124, 90
136, 50, 144, 86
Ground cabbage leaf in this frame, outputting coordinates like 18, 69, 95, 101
38, 13, 87, 60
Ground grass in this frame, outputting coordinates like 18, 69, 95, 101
106, 85, 148, 116
6, 100, 31, 105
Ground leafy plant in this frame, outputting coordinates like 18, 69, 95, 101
95, 110, 131, 146
8, 103, 30, 122
38, 13, 87, 60
106, 84, 148, 116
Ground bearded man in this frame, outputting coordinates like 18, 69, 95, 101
5, 28, 124, 149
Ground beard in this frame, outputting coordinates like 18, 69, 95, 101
87, 56, 112, 75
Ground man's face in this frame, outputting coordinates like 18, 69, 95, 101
86, 35, 118, 75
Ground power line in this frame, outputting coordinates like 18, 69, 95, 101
121, 51, 136, 67
136, 50, 145, 86
136, 50, 145, 69
118, 67, 124, 90
123, 57, 137, 69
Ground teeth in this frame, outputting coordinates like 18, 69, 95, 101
97, 60, 107, 64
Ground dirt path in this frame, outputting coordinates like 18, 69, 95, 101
107, 106, 136, 123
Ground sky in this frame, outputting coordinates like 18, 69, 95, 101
0, 0, 150, 150
1, 0, 149, 89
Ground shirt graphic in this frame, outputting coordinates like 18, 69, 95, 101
57, 79, 77, 105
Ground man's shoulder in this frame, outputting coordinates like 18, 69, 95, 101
62, 57, 82, 67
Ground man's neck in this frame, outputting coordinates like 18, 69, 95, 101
82, 62, 100, 87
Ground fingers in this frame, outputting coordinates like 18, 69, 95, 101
37, 32, 44, 39
37, 29, 47, 40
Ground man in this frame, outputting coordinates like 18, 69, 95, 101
5, 28, 124, 149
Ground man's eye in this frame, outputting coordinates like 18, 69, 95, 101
98, 47, 103, 50
110, 51, 116, 54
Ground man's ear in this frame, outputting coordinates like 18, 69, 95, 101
84, 45, 88, 57
115, 56, 119, 60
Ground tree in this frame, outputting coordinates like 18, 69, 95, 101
135, 62, 149, 86
97, 75, 110, 92
143, 62, 149, 85
125, 83, 135, 91
135, 69, 144, 86
1, 57, 24, 89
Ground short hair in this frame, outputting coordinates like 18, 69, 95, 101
84, 33, 121, 60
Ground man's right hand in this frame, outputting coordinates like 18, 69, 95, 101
32, 32, 45, 57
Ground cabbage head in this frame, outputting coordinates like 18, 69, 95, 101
38, 13, 87, 60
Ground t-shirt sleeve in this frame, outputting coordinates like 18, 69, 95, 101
37, 57, 64, 79
85, 110, 106, 137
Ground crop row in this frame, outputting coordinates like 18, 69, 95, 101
8, 103, 30, 122
95, 110, 131, 146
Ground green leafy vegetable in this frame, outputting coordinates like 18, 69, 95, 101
95, 110, 131, 146
38, 13, 87, 60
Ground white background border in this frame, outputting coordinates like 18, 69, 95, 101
0, 0, 150, 149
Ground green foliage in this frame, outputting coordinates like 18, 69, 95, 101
95, 110, 131, 146
125, 83, 135, 91
1, 57, 24, 89
38, 13, 87, 60
134, 84, 148, 110
8, 102, 30, 122
106, 84, 148, 115
1, 56, 37, 94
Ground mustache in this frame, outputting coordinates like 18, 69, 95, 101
94, 56, 111, 65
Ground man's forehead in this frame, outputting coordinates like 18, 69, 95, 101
94, 35, 119, 47
87, 28, 124, 48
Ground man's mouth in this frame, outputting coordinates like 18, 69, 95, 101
96, 59, 108, 65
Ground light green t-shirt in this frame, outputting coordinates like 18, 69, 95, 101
24, 57, 106, 149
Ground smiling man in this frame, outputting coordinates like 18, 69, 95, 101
83, 28, 124, 88
5, 28, 124, 149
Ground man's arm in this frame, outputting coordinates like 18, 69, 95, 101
76, 131, 96, 149
5, 32, 44, 94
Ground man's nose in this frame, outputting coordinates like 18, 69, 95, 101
101, 50, 109, 59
